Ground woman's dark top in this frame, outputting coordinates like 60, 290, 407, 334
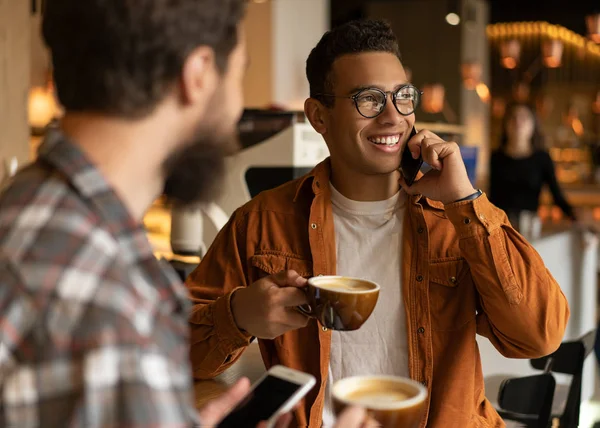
489, 149, 576, 220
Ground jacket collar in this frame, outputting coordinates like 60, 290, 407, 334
293, 158, 331, 202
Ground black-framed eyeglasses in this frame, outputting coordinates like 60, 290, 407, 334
316, 84, 422, 119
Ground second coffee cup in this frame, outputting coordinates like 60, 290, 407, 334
296, 275, 380, 331
332, 375, 427, 428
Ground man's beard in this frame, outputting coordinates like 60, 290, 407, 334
162, 128, 238, 206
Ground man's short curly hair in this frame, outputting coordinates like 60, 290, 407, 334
306, 19, 402, 107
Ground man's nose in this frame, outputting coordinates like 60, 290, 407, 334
376, 96, 403, 126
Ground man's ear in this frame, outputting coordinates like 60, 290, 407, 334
304, 98, 329, 135
180, 46, 218, 105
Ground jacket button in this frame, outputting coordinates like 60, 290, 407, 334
322, 326, 328, 332
463, 218, 471, 224
417, 227, 424, 234
417, 327, 425, 334
311, 223, 318, 229
416, 275, 424, 282
449, 276, 457, 284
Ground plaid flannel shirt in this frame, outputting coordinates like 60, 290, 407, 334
0, 130, 199, 427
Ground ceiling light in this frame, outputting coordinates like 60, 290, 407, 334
446, 13, 460, 26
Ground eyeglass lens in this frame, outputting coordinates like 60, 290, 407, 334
354, 86, 420, 118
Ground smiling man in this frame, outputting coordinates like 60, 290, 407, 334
185, 20, 569, 427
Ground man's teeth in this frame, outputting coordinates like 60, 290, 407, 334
369, 135, 400, 146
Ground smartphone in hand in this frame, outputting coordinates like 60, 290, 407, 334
217, 365, 316, 428
400, 126, 423, 186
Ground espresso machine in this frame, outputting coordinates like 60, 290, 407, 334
170, 109, 330, 264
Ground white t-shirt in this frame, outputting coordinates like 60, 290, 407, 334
321, 184, 409, 427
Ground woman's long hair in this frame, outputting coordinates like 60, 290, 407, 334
499, 102, 546, 151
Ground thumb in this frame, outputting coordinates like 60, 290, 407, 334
270, 270, 308, 288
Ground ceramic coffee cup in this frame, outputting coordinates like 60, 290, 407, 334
296, 276, 379, 331
332, 375, 427, 428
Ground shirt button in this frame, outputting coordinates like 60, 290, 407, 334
311, 223, 318, 229
417, 327, 425, 334
322, 326, 328, 332
421, 381, 427, 387
417, 227, 424, 234
318, 274, 324, 277
416, 275, 424, 282
463, 218, 471, 224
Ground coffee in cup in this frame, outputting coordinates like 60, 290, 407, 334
296, 276, 379, 331
332, 375, 427, 428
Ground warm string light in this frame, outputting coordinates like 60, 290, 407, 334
487, 21, 600, 59
489, 21, 600, 120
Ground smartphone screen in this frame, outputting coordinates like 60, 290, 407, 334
217, 375, 304, 428
400, 126, 423, 186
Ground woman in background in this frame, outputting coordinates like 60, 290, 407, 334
489, 103, 577, 228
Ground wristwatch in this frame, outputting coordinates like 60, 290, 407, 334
454, 189, 483, 203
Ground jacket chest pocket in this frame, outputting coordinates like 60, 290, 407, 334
248, 253, 313, 283
428, 258, 477, 331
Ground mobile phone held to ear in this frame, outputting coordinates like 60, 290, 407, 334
216, 365, 316, 428
400, 126, 423, 187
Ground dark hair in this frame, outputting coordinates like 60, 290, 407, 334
42, 0, 246, 118
306, 19, 402, 107
499, 102, 545, 151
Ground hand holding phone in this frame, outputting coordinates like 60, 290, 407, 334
217, 365, 316, 428
398, 128, 477, 204
400, 126, 423, 187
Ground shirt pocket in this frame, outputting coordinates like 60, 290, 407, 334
248, 252, 313, 283
428, 258, 477, 331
